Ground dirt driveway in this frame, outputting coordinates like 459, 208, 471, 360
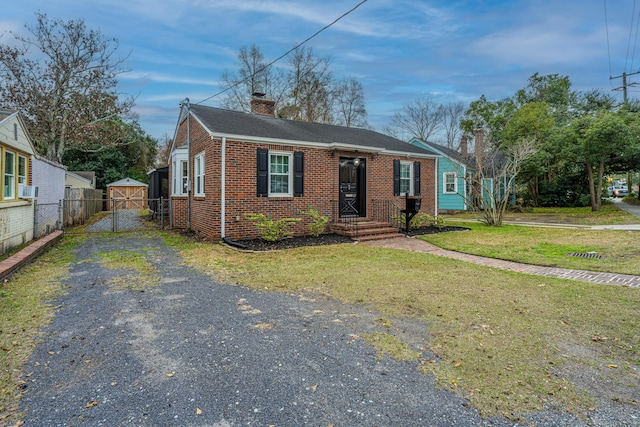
19, 234, 600, 426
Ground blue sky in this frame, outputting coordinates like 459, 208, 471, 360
2, 0, 638, 142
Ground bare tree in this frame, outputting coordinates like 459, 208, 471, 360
440, 101, 466, 150
384, 96, 442, 141
332, 77, 367, 127
220, 44, 287, 114
280, 46, 333, 123
461, 139, 537, 226
0, 13, 133, 162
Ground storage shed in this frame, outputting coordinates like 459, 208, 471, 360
106, 177, 148, 209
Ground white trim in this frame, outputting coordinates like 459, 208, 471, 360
268, 151, 293, 197
194, 151, 205, 196
443, 172, 457, 194
204, 130, 438, 159
399, 160, 414, 196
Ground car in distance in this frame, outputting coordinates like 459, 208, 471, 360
610, 186, 628, 197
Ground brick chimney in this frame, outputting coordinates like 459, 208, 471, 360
250, 92, 276, 117
474, 128, 484, 168
459, 136, 468, 157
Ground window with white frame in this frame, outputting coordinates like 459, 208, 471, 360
171, 153, 189, 196
194, 152, 205, 196
269, 152, 292, 196
399, 161, 413, 195
4, 150, 15, 199
18, 155, 26, 186
444, 172, 457, 194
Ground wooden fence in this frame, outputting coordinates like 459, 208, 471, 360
63, 188, 104, 227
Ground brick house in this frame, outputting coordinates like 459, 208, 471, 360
169, 96, 438, 242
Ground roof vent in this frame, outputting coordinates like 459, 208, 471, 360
252, 91, 266, 98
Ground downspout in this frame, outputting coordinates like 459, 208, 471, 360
185, 99, 191, 230
219, 136, 247, 249
434, 157, 439, 217
221, 137, 226, 238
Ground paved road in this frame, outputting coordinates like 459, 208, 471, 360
20, 234, 607, 427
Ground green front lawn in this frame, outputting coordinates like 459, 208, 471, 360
420, 222, 640, 275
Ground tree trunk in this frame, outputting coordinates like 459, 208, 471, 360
586, 163, 599, 212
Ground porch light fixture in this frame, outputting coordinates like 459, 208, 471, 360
353, 158, 360, 167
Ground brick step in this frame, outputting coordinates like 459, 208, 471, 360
330, 220, 404, 242
355, 232, 405, 242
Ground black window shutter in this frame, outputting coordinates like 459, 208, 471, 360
393, 159, 400, 196
294, 151, 304, 197
414, 161, 421, 196
257, 148, 268, 197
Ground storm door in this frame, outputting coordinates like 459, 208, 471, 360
339, 157, 366, 218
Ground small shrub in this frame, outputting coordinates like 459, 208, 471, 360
300, 207, 329, 237
393, 212, 445, 230
245, 213, 301, 242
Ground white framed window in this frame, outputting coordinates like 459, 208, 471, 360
269, 151, 292, 196
171, 151, 189, 196
444, 172, 457, 194
399, 161, 413, 196
194, 152, 205, 196
4, 150, 15, 200
18, 155, 27, 185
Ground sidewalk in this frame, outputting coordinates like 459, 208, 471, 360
363, 236, 640, 289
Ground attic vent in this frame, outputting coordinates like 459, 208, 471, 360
14, 123, 18, 140
568, 252, 603, 259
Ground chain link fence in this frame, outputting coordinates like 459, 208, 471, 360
34, 201, 62, 238
63, 197, 168, 234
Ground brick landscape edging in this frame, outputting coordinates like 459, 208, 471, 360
0, 230, 64, 282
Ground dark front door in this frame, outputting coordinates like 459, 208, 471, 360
339, 157, 366, 218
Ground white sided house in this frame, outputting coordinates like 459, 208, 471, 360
32, 155, 66, 237
0, 110, 37, 254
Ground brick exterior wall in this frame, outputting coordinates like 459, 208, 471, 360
170, 115, 436, 241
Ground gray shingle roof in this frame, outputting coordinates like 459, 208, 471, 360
412, 138, 476, 169
189, 104, 433, 156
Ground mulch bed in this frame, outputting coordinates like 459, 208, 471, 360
233, 225, 469, 251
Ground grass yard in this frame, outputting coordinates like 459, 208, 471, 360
0, 235, 84, 424
443, 203, 639, 225
419, 222, 640, 275
170, 234, 640, 419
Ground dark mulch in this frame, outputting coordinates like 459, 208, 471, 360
406, 225, 470, 236
233, 226, 469, 251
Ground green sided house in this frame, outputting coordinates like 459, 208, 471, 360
168, 96, 439, 242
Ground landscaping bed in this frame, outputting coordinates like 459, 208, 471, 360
235, 225, 469, 251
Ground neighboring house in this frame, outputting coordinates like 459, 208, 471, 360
410, 130, 510, 212
168, 96, 438, 241
0, 109, 36, 254
66, 171, 96, 189
409, 137, 476, 212
32, 155, 66, 237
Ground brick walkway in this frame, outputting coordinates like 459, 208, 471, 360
363, 236, 640, 289
0, 230, 64, 281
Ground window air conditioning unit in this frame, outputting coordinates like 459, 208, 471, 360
18, 184, 38, 199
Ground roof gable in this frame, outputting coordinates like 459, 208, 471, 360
0, 110, 37, 155
188, 104, 435, 157
410, 138, 476, 169
107, 177, 148, 187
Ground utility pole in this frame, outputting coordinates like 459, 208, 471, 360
610, 71, 640, 104
610, 71, 639, 197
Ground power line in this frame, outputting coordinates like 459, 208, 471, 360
604, 0, 613, 78
196, 0, 368, 105
624, 0, 637, 72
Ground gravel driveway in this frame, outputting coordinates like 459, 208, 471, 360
19, 234, 622, 426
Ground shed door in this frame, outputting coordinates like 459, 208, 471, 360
110, 186, 147, 210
